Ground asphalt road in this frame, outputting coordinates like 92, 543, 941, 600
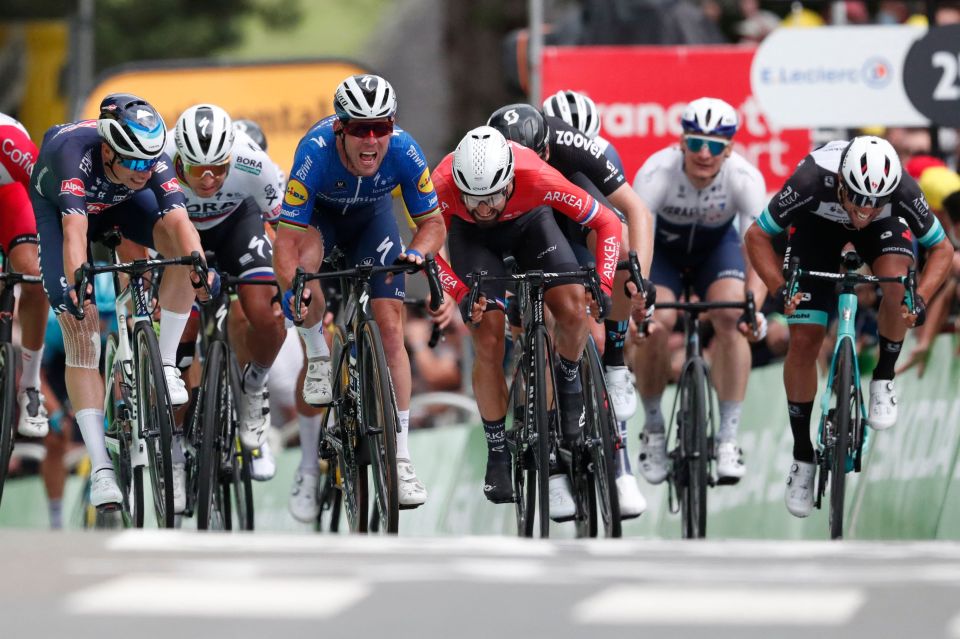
3, 530, 960, 638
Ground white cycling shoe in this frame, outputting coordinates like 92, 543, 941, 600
172, 462, 186, 514
250, 441, 276, 481
638, 431, 669, 484
868, 379, 897, 430
785, 460, 816, 518
90, 468, 123, 508
398, 459, 427, 508
303, 357, 334, 406
163, 365, 189, 406
716, 441, 746, 484
548, 474, 576, 522
604, 365, 637, 421
239, 388, 270, 450
616, 473, 647, 519
289, 470, 320, 523
17, 388, 49, 438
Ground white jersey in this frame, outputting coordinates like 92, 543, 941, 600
165, 129, 284, 230
632, 146, 766, 254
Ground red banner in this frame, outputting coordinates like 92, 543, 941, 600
541, 45, 811, 191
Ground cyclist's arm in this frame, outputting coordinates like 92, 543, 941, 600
397, 138, 445, 258
0, 120, 37, 188
434, 253, 470, 302
734, 159, 770, 303
744, 219, 784, 295
897, 177, 955, 302
273, 223, 310, 292
918, 236, 954, 303
607, 183, 653, 275
62, 213, 89, 289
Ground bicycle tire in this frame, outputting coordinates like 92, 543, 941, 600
104, 335, 144, 528
197, 340, 228, 530
134, 322, 175, 528
582, 337, 622, 538
328, 326, 365, 533
508, 334, 536, 537
0, 343, 16, 507
360, 320, 399, 534
532, 326, 553, 538
226, 350, 254, 531
829, 338, 855, 540
678, 358, 709, 539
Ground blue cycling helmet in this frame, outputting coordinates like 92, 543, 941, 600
96, 93, 166, 161
681, 97, 739, 137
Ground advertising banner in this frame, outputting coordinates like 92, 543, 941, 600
79, 59, 368, 174
541, 45, 811, 191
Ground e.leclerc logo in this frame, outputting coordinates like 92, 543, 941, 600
759, 57, 892, 89
861, 56, 892, 88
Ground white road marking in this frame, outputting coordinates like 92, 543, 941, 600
573, 586, 865, 625
64, 575, 368, 619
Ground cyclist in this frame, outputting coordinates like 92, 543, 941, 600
432, 125, 628, 520
541, 89, 625, 174
28, 93, 217, 507
274, 74, 446, 510
0, 113, 50, 437
631, 97, 768, 487
234, 119, 269, 153
744, 135, 954, 517
486, 103, 653, 516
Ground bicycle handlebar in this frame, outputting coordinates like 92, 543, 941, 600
464, 266, 602, 320
783, 254, 918, 313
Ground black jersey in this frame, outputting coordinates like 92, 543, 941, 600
544, 116, 624, 198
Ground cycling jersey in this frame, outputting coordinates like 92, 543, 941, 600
165, 129, 283, 230
594, 134, 625, 175
633, 146, 766, 254
278, 115, 438, 230
756, 140, 945, 248
31, 120, 186, 218
545, 116, 625, 198
0, 113, 37, 188
431, 142, 622, 299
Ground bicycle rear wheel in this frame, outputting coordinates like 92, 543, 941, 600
829, 338, 855, 540
677, 358, 709, 539
360, 320, 399, 534
0, 342, 16, 507
581, 337, 622, 538
197, 340, 228, 530
134, 322, 175, 528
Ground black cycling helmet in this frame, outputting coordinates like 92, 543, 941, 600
96, 93, 166, 161
234, 118, 268, 151
487, 103, 549, 158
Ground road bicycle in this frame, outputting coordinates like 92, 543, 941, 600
784, 251, 917, 539
292, 256, 443, 534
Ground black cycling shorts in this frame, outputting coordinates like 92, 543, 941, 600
199, 199, 274, 280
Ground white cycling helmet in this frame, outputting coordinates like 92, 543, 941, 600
542, 90, 601, 139
97, 93, 166, 162
681, 97, 739, 137
174, 104, 235, 165
839, 135, 902, 207
334, 74, 397, 121
452, 126, 515, 196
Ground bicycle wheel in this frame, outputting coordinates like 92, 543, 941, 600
225, 350, 254, 531
359, 320, 399, 534
531, 326, 554, 538
134, 322, 175, 528
677, 358, 709, 539
104, 335, 144, 528
197, 340, 228, 530
328, 326, 365, 533
829, 337, 855, 540
0, 343, 16, 507
508, 336, 536, 537
581, 337, 622, 538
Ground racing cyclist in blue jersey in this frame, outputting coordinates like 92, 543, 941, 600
28, 94, 217, 508
273, 74, 446, 510
631, 97, 769, 487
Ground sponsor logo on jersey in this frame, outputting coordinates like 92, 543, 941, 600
86, 201, 110, 215
1, 139, 34, 176
285, 179, 308, 207
601, 236, 619, 282
553, 129, 601, 158
295, 156, 313, 182
543, 190, 585, 212
160, 178, 181, 193
263, 183, 278, 206
778, 185, 799, 205
236, 156, 263, 175
406, 145, 426, 169
60, 178, 85, 197
335, 180, 347, 190
417, 167, 433, 194
824, 175, 835, 188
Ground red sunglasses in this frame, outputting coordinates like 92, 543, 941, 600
342, 120, 394, 139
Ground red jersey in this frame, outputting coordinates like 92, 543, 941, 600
0, 113, 37, 188
432, 142, 622, 299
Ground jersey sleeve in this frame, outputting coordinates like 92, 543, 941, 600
731, 158, 767, 238
279, 135, 323, 230
895, 175, 946, 248
632, 155, 669, 212
146, 154, 188, 215
755, 156, 819, 235
251, 151, 284, 223
48, 143, 92, 217
0, 121, 37, 187
396, 136, 440, 221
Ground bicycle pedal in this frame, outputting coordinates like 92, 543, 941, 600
715, 476, 740, 486
398, 502, 423, 511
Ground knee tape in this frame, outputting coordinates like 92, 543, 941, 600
58, 311, 102, 369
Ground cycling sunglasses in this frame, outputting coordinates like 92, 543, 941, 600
461, 185, 509, 210
684, 134, 731, 156
182, 159, 231, 179
342, 120, 394, 139
839, 182, 891, 209
116, 155, 160, 172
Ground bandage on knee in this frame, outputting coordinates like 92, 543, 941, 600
58, 310, 102, 369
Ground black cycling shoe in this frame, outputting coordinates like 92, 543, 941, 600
483, 456, 515, 504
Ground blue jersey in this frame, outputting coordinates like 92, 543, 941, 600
31, 120, 185, 217
279, 116, 438, 229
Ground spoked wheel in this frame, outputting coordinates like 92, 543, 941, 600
531, 326, 554, 538
225, 351, 253, 531
328, 327, 365, 533
508, 334, 536, 537
677, 358, 709, 539
134, 322, 175, 528
0, 343, 16, 507
828, 338, 856, 540
197, 341, 229, 530
105, 335, 144, 528
360, 321, 399, 534
581, 337, 622, 538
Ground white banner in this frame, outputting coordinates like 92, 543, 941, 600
751, 26, 927, 127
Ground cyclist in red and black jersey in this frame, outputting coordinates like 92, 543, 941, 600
432, 126, 636, 519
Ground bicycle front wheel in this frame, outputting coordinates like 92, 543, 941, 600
677, 358, 709, 539
507, 333, 536, 537
829, 337, 855, 540
197, 340, 228, 530
581, 337, 622, 538
134, 322, 175, 528
0, 342, 16, 507
532, 326, 554, 538
360, 320, 399, 534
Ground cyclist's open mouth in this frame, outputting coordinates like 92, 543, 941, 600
359, 151, 378, 166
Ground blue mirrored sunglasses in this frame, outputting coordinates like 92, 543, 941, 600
684, 135, 730, 156
116, 155, 160, 171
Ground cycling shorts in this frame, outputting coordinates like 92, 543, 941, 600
651, 224, 745, 299
198, 199, 274, 281
0, 182, 38, 253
